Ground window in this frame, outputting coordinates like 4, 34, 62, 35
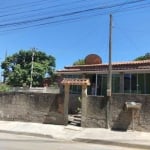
112, 74, 120, 93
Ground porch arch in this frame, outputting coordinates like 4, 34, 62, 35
61, 78, 90, 125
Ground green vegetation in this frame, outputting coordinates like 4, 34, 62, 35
1, 49, 55, 87
73, 59, 85, 65
134, 53, 150, 61
0, 84, 10, 92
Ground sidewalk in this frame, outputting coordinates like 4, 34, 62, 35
0, 121, 150, 149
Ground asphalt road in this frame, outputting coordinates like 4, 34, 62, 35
0, 132, 141, 150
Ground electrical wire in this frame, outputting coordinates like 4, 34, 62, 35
0, 0, 146, 26
0, 0, 148, 33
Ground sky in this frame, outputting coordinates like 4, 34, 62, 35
0, 0, 150, 70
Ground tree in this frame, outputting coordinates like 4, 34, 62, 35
73, 59, 85, 65
134, 53, 150, 61
1, 49, 55, 87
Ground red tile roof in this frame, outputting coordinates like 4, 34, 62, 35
56, 60, 150, 74
61, 78, 90, 85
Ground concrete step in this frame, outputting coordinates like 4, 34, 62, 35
68, 114, 81, 126
70, 120, 81, 126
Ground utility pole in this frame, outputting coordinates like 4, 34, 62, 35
30, 48, 35, 88
0, 58, 2, 83
106, 14, 112, 129
3, 50, 7, 83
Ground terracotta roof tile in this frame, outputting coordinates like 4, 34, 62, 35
57, 60, 150, 73
61, 78, 90, 86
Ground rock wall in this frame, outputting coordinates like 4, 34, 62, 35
82, 94, 150, 132
0, 92, 150, 132
0, 92, 64, 125
111, 94, 150, 131
81, 96, 107, 128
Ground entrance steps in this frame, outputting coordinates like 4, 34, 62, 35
68, 114, 81, 126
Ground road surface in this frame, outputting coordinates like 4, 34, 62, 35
0, 132, 141, 150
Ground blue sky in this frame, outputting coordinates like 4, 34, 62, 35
0, 0, 150, 70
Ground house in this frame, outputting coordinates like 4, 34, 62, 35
56, 54, 150, 131
56, 54, 150, 96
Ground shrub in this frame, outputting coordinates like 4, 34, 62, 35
0, 84, 10, 92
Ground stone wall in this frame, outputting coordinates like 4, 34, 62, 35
0, 92, 64, 125
0, 92, 149, 132
0, 92, 80, 124
81, 96, 107, 128
111, 94, 150, 131
82, 94, 150, 132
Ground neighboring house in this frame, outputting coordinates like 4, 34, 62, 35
56, 54, 150, 96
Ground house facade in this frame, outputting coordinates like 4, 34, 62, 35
56, 54, 150, 96
55, 54, 150, 131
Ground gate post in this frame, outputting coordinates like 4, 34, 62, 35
64, 84, 70, 125
81, 84, 88, 127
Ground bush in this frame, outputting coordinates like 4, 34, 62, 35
0, 84, 10, 92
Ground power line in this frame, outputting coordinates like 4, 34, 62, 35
0, 12, 108, 34
0, 0, 145, 26
113, 1, 150, 13
0, 0, 49, 11
0, 0, 112, 19
0, 0, 148, 33
0, 1, 146, 21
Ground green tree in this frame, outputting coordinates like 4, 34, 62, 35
1, 49, 55, 87
73, 59, 85, 65
134, 53, 150, 61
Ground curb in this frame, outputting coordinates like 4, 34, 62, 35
0, 130, 53, 139
73, 138, 150, 150
0, 129, 150, 150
